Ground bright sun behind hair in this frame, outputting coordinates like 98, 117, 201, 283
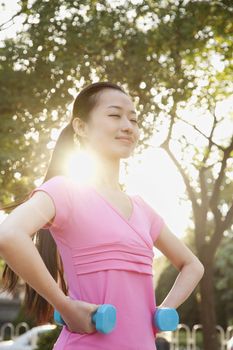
63, 148, 96, 185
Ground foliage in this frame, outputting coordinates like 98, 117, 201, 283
35, 326, 62, 350
214, 235, 233, 327
0, 0, 232, 205
0, 1, 233, 349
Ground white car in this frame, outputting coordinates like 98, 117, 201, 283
0, 324, 56, 350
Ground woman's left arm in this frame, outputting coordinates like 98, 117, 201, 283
154, 224, 204, 309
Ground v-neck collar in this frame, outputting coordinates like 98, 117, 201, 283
88, 185, 135, 223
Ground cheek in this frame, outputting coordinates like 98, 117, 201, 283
134, 128, 140, 141
88, 123, 113, 146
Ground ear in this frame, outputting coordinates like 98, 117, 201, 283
72, 117, 87, 138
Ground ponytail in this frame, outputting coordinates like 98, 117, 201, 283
43, 123, 74, 181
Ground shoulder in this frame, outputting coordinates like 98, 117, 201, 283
40, 175, 73, 191
44, 175, 69, 185
29, 175, 73, 203
133, 195, 153, 214
29, 175, 73, 230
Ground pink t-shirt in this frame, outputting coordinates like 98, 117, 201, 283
29, 175, 165, 350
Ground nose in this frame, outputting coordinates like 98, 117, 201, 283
120, 116, 134, 132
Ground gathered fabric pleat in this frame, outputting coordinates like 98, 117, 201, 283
71, 242, 154, 276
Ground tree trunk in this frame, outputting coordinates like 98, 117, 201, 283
199, 261, 219, 350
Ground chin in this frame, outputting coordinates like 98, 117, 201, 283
104, 145, 135, 159
116, 150, 133, 159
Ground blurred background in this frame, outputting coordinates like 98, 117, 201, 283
0, 1, 232, 349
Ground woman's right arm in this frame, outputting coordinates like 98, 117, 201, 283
0, 191, 72, 314
0, 191, 99, 333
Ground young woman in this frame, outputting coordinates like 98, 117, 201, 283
0, 82, 204, 349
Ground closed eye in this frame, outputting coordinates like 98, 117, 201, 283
109, 115, 138, 124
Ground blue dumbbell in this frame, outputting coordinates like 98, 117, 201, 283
154, 308, 179, 331
54, 304, 117, 334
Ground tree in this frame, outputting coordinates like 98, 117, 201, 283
214, 235, 233, 328
1, 1, 233, 349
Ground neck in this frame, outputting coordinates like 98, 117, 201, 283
84, 149, 122, 191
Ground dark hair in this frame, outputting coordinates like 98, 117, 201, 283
1, 81, 127, 323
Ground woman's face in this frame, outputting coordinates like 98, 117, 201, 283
74, 88, 140, 160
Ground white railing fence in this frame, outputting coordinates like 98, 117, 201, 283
159, 324, 233, 350
0, 322, 233, 349
0, 321, 30, 341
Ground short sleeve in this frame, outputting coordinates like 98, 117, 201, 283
28, 175, 71, 230
137, 195, 165, 243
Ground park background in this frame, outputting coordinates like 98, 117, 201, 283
0, 0, 232, 349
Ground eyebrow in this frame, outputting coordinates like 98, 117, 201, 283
107, 105, 137, 115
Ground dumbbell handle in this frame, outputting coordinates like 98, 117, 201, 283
54, 303, 116, 334
154, 308, 179, 331
54, 310, 99, 326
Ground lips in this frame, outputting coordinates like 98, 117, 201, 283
116, 137, 133, 143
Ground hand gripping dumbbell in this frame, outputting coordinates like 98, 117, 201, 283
154, 308, 179, 331
54, 304, 117, 334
